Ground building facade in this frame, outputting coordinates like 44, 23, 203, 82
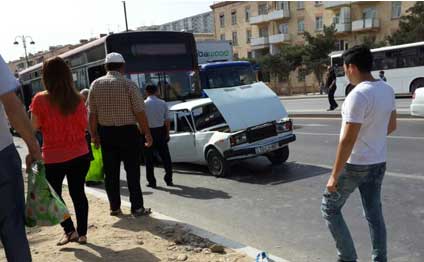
138, 12, 214, 34
211, 1, 416, 94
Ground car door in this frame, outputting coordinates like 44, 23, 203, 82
168, 110, 197, 163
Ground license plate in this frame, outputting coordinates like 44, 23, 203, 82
255, 143, 279, 154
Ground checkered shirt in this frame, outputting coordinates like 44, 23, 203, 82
88, 71, 145, 126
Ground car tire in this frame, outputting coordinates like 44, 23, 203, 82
206, 148, 229, 177
266, 146, 289, 165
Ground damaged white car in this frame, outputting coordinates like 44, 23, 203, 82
167, 82, 296, 176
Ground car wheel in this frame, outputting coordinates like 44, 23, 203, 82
266, 146, 289, 165
206, 148, 229, 177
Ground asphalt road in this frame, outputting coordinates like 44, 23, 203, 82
14, 117, 424, 262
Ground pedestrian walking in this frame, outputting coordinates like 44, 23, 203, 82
321, 45, 397, 262
30, 57, 91, 246
325, 65, 338, 111
88, 52, 153, 217
143, 84, 173, 188
379, 71, 387, 82
0, 54, 41, 262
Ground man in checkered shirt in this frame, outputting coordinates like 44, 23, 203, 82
88, 52, 153, 217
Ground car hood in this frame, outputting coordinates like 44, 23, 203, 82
203, 82, 288, 132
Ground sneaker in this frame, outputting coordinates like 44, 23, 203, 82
146, 183, 157, 189
165, 180, 174, 187
110, 209, 122, 216
132, 208, 152, 217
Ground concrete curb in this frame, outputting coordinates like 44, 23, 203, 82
288, 112, 416, 119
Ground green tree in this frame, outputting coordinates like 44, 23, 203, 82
388, 2, 424, 45
303, 25, 337, 87
361, 36, 387, 49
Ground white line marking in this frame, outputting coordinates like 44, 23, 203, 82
295, 124, 329, 127
295, 162, 424, 181
295, 132, 424, 140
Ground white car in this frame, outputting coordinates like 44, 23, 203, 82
167, 82, 296, 176
411, 87, 424, 117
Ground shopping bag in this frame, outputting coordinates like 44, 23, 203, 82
25, 162, 71, 227
85, 143, 104, 182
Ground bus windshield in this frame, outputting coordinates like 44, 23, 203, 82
205, 66, 256, 89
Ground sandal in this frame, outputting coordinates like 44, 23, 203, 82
131, 208, 152, 217
78, 236, 87, 245
57, 231, 78, 246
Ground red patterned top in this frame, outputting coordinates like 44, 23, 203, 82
30, 92, 89, 164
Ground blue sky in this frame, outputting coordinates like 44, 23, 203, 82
1, 0, 214, 62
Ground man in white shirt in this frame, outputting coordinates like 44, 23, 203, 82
0, 54, 42, 261
321, 46, 397, 262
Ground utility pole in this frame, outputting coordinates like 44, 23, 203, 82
122, 1, 129, 32
14, 35, 35, 68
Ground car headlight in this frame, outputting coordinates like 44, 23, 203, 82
276, 119, 293, 133
230, 132, 247, 147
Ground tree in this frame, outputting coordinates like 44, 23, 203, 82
388, 2, 424, 45
303, 25, 337, 87
361, 36, 387, 49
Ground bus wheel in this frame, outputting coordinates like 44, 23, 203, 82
345, 84, 355, 96
410, 78, 424, 95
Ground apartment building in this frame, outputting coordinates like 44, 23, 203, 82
211, 1, 416, 94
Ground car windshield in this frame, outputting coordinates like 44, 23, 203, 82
206, 66, 256, 89
192, 103, 226, 130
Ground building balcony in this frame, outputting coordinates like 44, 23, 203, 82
324, 1, 351, 9
352, 18, 380, 32
250, 14, 269, 25
251, 36, 269, 46
335, 23, 352, 33
269, 33, 290, 44
267, 9, 290, 22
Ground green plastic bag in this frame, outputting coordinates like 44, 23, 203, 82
86, 143, 104, 182
25, 162, 71, 227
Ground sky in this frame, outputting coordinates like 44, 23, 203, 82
1, 0, 214, 62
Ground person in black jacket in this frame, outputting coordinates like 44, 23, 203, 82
325, 66, 338, 111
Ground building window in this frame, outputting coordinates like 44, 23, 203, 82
233, 53, 239, 60
245, 6, 250, 22
247, 51, 253, 59
258, 3, 268, 15
219, 14, 225, 28
297, 1, 304, 10
231, 11, 237, 25
246, 30, 252, 43
363, 7, 377, 20
336, 40, 349, 51
298, 69, 306, 82
220, 34, 225, 40
315, 16, 323, 31
259, 27, 269, 37
232, 31, 238, 46
392, 2, 402, 19
333, 13, 340, 24
276, 1, 288, 10
314, 1, 323, 6
278, 23, 289, 34
298, 19, 305, 33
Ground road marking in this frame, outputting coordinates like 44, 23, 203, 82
294, 124, 329, 127
295, 132, 424, 140
295, 162, 424, 181
292, 117, 424, 122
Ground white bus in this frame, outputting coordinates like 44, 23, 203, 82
330, 41, 424, 97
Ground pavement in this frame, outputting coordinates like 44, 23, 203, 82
280, 96, 415, 118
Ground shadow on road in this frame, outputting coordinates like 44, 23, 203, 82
170, 157, 331, 186
155, 184, 231, 200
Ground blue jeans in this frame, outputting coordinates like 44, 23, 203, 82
321, 163, 387, 262
0, 144, 31, 262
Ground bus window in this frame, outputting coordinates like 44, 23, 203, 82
205, 66, 256, 89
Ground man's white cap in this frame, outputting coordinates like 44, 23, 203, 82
105, 52, 125, 64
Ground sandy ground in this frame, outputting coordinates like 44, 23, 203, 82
0, 183, 250, 262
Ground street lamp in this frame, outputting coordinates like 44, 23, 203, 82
13, 35, 35, 68
122, 1, 129, 32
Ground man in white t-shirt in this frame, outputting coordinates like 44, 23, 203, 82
0, 54, 42, 261
321, 46, 397, 262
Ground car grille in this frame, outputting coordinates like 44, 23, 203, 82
246, 123, 277, 143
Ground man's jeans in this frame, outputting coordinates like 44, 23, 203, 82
321, 163, 387, 262
0, 144, 31, 262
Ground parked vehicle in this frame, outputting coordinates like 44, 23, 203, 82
411, 87, 424, 117
167, 82, 296, 177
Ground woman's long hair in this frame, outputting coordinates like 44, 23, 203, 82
42, 57, 81, 115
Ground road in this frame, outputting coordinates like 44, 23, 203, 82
14, 117, 424, 262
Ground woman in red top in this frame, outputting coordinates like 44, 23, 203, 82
30, 57, 90, 245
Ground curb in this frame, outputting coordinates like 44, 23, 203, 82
288, 112, 416, 119
83, 186, 291, 262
